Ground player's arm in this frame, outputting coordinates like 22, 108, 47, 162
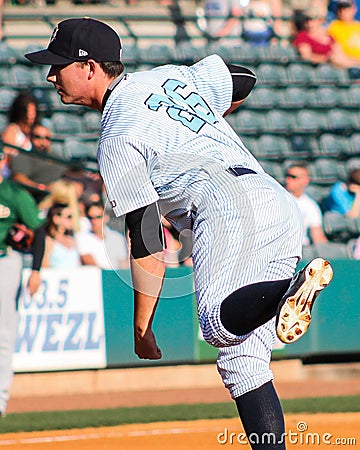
15, 188, 45, 295
125, 202, 165, 360
224, 64, 257, 116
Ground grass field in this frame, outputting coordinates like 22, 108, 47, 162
0, 395, 359, 434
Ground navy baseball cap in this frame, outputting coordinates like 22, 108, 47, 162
25, 17, 122, 65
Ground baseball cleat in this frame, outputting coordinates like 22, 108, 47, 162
276, 258, 333, 344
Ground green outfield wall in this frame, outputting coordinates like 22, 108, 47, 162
102, 261, 360, 367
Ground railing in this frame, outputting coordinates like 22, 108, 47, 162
2, 11, 295, 48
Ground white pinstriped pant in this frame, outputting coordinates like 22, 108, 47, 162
190, 170, 303, 398
0, 250, 22, 412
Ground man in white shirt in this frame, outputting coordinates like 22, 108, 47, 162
285, 163, 328, 245
76, 201, 129, 270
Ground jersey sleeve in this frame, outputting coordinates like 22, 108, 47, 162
98, 136, 159, 217
183, 54, 233, 116
14, 186, 43, 230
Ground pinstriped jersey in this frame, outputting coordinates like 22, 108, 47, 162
98, 54, 264, 229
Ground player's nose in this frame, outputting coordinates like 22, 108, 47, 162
46, 66, 57, 83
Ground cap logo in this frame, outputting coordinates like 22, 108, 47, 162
50, 26, 59, 44
79, 49, 89, 57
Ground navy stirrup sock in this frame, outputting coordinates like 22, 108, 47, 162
235, 381, 286, 450
220, 279, 291, 335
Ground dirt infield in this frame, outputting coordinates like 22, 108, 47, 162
7, 361, 360, 413
1, 414, 359, 449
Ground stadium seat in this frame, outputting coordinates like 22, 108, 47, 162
0, 87, 17, 111
255, 134, 291, 160
310, 158, 346, 185
172, 42, 207, 63
0, 67, 13, 86
314, 64, 349, 86
50, 140, 66, 160
0, 42, 19, 63
245, 87, 278, 110
50, 112, 85, 136
345, 157, 360, 174
268, 42, 299, 64
234, 110, 267, 135
280, 86, 310, 109
64, 137, 98, 161
256, 63, 288, 86
315, 134, 351, 159
264, 110, 295, 135
10, 65, 42, 88
229, 43, 264, 65
323, 211, 360, 242
289, 135, 317, 159
313, 242, 351, 259
305, 184, 331, 205
121, 44, 140, 66
344, 85, 360, 108
83, 111, 101, 134
328, 109, 358, 135
139, 44, 173, 64
287, 62, 316, 86
31, 87, 52, 114
294, 110, 328, 134
309, 87, 346, 109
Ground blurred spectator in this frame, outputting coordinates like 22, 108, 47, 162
292, 9, 360, 68
241, 0, 283, 46
75, 201, 129, 269
204, 0, 242, 41
328, 1, 360, 60
328, 0, 360, 22
61, 166, 103, 232
0, 145, 44, 417
1, 92, 39, 179
43, 203, 81, 269
11, 124, 65, 202
38, 178, 81, 232
285, 163, 328, 245
323, 169, 360, 218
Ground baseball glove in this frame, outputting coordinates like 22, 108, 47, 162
6, 223, 34, 253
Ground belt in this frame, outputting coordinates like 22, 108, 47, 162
226, 167, 256, 176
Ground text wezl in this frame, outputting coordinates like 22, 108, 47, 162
15, 313, 102, 352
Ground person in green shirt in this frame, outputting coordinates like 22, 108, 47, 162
0, 145, 45, 417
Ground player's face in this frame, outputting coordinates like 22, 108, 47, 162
46, 62, 91, 106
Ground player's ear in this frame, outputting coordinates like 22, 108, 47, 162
87, 59, 97, 79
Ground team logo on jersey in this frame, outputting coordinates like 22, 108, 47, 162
145, 79, 218, 133
0, 204, 10, 219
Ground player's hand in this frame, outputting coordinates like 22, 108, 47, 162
27, 270, 41, 296
135, 329, 162, 360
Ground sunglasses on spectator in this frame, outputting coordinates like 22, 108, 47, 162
88, 215, 103, 220
285, 173, 299, 179
32, 134, 52, 141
